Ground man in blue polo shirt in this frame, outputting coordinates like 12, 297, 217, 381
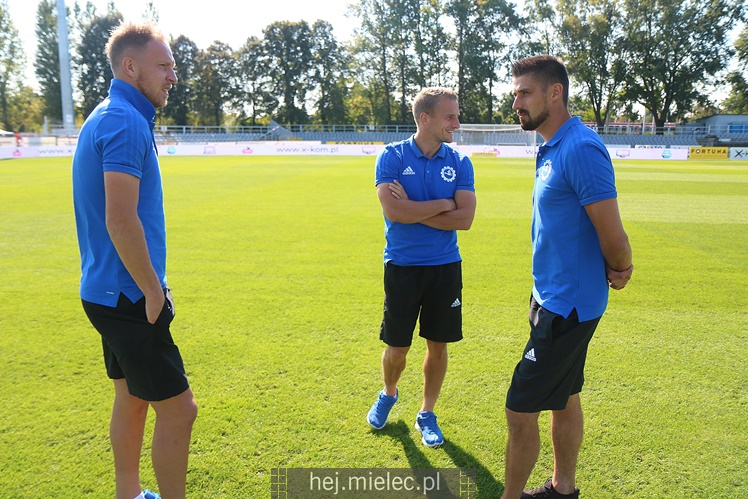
499, 56, 634, 499
367, 87, 476, 447
72, 21, 196, 499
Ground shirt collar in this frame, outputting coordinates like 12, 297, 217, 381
108, 79, 156, 125
407, 135, 447, 159
544, 116, 581, 148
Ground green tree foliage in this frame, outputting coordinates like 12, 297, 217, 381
310, 21, 349, 124
234, 36, 276, 126
193, 41, 235, 126
350, 0, 395, 124
76, 4, 122, 119
22, 0, 747, 128
142, 1, 159, 22
557, 0, 624, 128
473, 0, 522, 122
735, 25, 748, 68
722, 25, 748, 114
387, 0, 421, 123
495, 91, 519, 124
621, 0, 743, 129
351, 0, 451, 124
446, 0, 474, 118
8, 84, 44, 132
524, 0, 560, 55
568, 93, 598, 122
416, 0, 451, 88
447, 0, 520, 122
263, 20, 313, 124
0, 0, 26, 131
345, 80, 378, 124
34, 0, 63, 124
163, 35, 199, 126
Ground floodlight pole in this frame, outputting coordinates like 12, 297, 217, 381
56, 0, 75, 132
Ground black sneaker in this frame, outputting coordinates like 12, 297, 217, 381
521, 478, 579, 498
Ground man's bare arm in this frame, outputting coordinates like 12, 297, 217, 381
585, 197, 633, 290
104, 171, 165, 322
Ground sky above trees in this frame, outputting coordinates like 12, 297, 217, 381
0, 0, 746, 132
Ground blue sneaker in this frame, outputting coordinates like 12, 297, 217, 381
367, 389, 398, 429
143, 491, 161, 499
415, 411, 444, 447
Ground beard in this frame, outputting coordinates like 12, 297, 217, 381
136, 77, 168, 109
518, 107, 550, 131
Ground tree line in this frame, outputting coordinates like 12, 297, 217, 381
0, 0, 746, 133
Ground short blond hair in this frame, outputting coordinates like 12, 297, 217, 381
412, 87, 458, 125
105, 21, 167, 74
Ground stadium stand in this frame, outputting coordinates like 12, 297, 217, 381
165, 132, 264, 143
46, 120, 747, 147
295, 131, 413, 143
598, 133, 700, 147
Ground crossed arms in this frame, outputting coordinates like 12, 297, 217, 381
376, 180, 476, 231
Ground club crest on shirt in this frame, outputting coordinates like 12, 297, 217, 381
440, 166, 456, 182
539, 159, 552, 180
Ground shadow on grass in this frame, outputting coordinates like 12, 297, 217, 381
441, 439, 504, 499
371, 420, 432, 467
371, 421, 504, 498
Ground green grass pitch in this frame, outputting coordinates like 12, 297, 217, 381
0, 155, 746, 497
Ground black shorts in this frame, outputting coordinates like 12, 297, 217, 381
82, 288, 189, 402
379, 261, 463, 347
505, 296, 600, 413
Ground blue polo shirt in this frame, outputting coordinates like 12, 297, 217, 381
375, 136, 475, 266
73, 79, 166, 307
531, 117, 617, 321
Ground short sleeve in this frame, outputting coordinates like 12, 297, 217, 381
564, 137, 616, 206
456, 156, 475, 192
374, 145, 402, 186
97, 109, 150, 179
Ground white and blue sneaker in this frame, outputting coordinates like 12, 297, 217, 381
367, 389, 398, 429
415, 411, 444, 447
143, 490, 161, 499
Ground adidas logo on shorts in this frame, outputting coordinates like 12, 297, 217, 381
524, 348, 537, 362
451, 298, 461, 308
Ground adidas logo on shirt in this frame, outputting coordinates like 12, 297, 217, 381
524, 348, 537, 362
402, 166, 416, 175
451, 298, 461, 308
